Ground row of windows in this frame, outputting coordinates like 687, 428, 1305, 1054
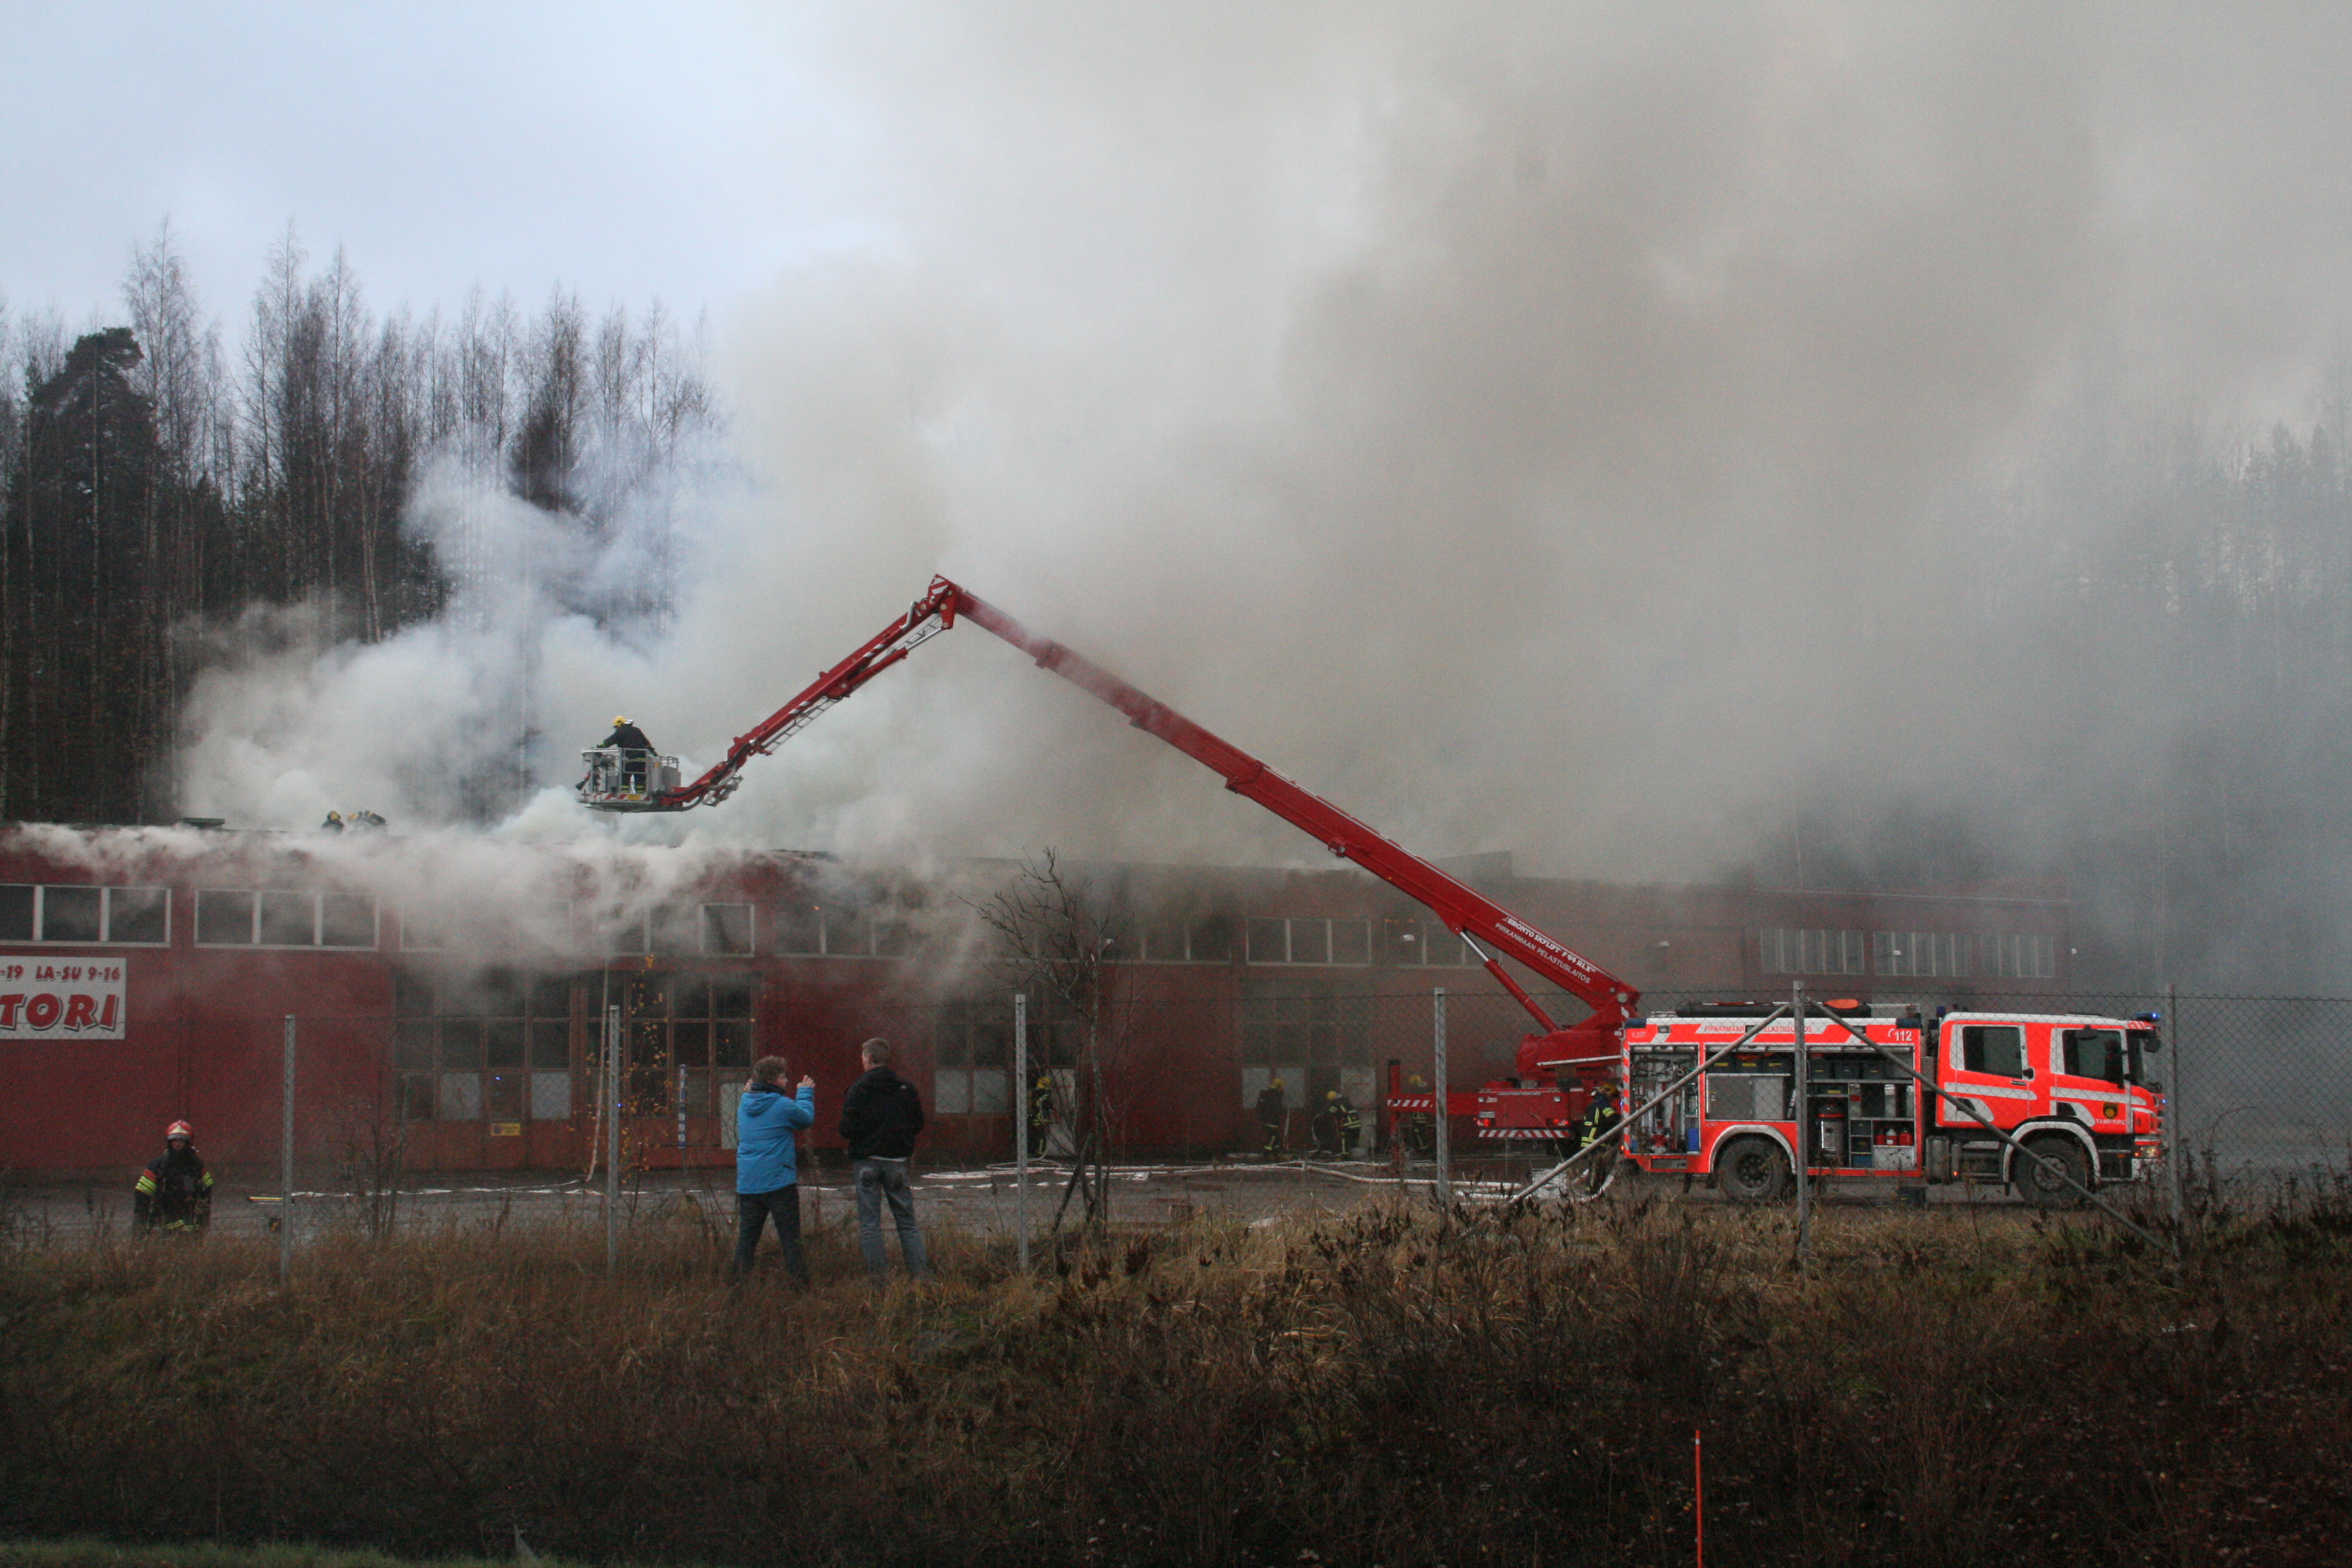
1, 884, 2065, 982
0, 884, 169, 945
775, 903, 918, 958
197, 889, 378, 949
391, 970, 756, 1122
3, 883, 373, 950
1760, 928, 2059, 980
1759, 928, 1869, 976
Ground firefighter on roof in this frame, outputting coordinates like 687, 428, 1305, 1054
321, 810, 344, 832
134, 1122, 214, 1233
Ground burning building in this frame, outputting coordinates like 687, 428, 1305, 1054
0, 823, 2069, 1177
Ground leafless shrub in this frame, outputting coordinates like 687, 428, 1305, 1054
1, 1182, 2348, 1566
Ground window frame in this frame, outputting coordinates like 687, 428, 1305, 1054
1759, 927, 1867, 976
1244, 916, 1375, 967
0, 883, 174, 947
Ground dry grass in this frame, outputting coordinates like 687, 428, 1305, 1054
2, 1175, 2348, 1567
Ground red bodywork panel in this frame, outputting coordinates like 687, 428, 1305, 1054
1616, 1011, 2164, 1182
623, 575, 1641, 1121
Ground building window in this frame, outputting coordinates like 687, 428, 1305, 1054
396, 970, 580, 1122
647, 904, 698, 956
932, 998, 1016, 1114
776, 901, 822, 955
399, 901, 449, 951
703, 903, 754, 956
604, 902, 764, 958
594, 969, 757, 1117
0, 884, 172, 946
1759, 928, 1866, 976
769, 898, 917, 959
193, 888, 376, 950
1240, 978, 1375, 1116
1129, 913, 1235, 962
1984, 933, 2056, 979
1873, 931, 1970, 978
1382, 918, 1471, 967
1245, 916, 1373, 965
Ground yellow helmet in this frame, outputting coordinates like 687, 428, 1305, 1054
612, 715, 630, 727
1326, 1089, 1340, 1100
1269, 1077, 1284, 1090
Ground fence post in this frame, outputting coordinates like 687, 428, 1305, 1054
279, 1014, 295, 1285
605, 1005, 621, 1276
2166, 982, 2187, 1240
1432, 987, 1450, 1205
1014, 990, 1030, 1273
1792, 982, 1810, 1270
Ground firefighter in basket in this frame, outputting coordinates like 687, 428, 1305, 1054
598, 716, 658, 794
134, 1122, 215, 1234
1255, 1077, 1287, 1161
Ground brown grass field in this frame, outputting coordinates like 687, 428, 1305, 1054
2, 1166, 2348, 1568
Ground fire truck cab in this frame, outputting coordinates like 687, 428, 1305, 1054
1618, 1003, 2164, 1204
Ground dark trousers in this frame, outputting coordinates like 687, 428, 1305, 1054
733, 1184, 808, 1283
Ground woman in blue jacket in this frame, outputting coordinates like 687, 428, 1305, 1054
734, 1056, 817, 1282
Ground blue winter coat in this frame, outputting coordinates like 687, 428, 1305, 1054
736, 1081, 815, 1193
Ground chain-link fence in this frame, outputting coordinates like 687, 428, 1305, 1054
59, 983, 2352, 1183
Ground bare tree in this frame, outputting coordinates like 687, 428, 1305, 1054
967, 851, 1134, 1235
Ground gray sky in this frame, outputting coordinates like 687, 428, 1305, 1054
1, 2, 856, 327
19, 4, 2352, 987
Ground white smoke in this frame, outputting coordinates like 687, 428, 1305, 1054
171, 3, 2352, 985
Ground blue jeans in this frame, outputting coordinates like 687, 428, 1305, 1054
733, 1185, 808, 1284
853, 1157, 930, 1284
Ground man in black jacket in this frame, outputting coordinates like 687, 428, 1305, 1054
839, 1038, 932, 1285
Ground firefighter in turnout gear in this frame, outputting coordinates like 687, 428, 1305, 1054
601, 716, 656, 792
1255, 1077, 1287, 1160
1321, 1088, 1362, 1157
134, 1122, 214, 1233
1028, 1074, 1058, 1158
1570, 1076, 1624, 1191
1398, 1073, 1434, 1156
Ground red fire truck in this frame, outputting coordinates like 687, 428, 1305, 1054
1612, 1002, 2164, 1205
577, 575, 2162, 1201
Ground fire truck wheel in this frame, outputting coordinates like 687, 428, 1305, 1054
2015, 1135, 2091, 1208
1716, 1136, 1792, 1204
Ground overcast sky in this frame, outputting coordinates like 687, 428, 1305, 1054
21, 4, 2352, 992
0, 3, 864, 329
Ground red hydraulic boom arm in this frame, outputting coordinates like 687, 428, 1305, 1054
593, 575, 1641, 1060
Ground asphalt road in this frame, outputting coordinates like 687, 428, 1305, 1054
4, 1151, 2034, 1246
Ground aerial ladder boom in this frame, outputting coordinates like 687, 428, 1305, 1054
581, 575, 1640, 1060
